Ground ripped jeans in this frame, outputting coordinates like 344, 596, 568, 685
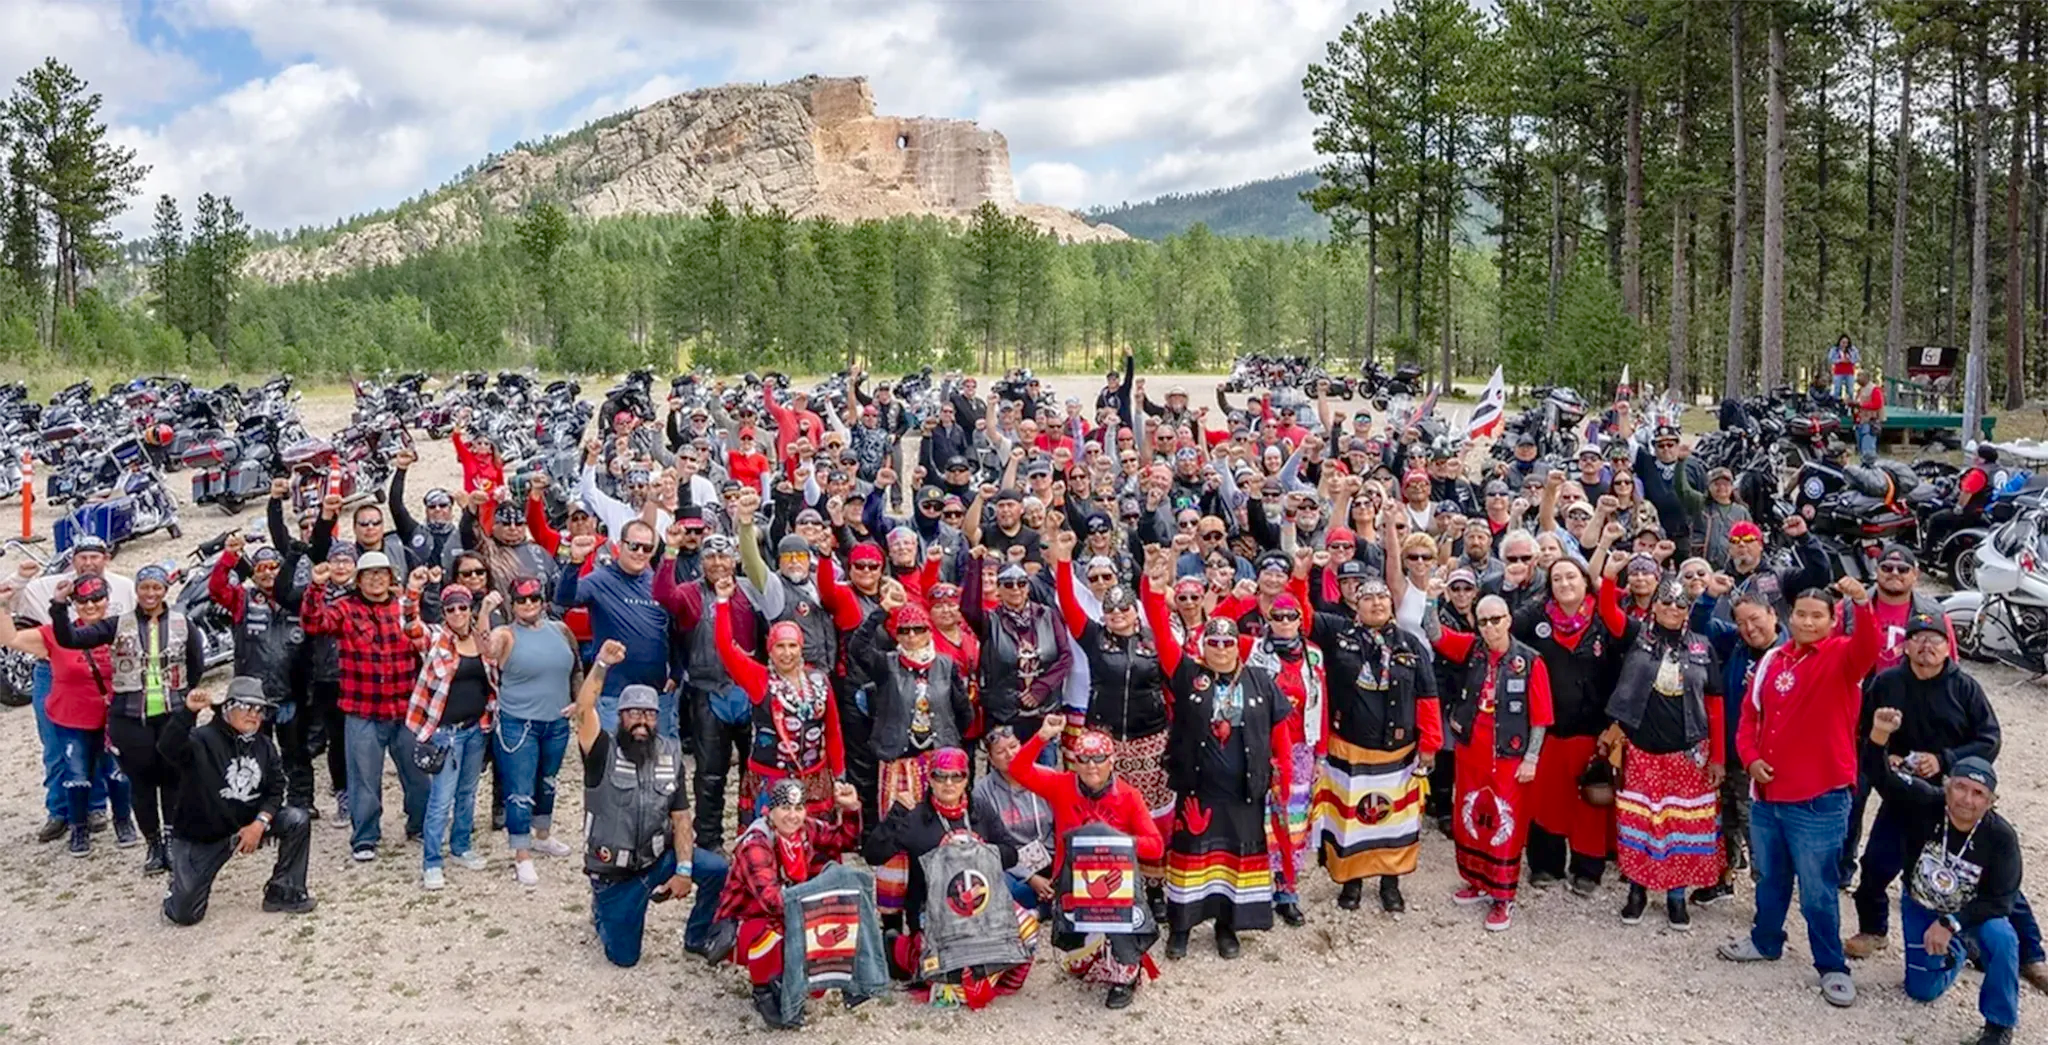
494, 713, 571, 851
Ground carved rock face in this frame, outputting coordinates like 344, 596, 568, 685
247, 75, 1126, 284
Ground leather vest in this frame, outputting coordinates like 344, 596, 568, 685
110, 611, 188, 695
1086, 629, 1167, 740
1166, 664, 1281, 800
777, 577, 837, 675
582, 734, 682, 876
1319, 622, 1425, 751
1449, 639, 1539, 759
868, 652, 964, 761
981, 607, 1059, 724
918, 836, 1028, 975
233, 588, 300, 701
748, 668, 834, 775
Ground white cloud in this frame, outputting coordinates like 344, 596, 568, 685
18, 0, 1383, 237
1015, 162, 1093, 211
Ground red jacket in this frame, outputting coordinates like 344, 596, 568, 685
713, 812, 862, 925
451, 429, 505, 496
1008, 733, 1166, 874
1736, 599, 1880, 804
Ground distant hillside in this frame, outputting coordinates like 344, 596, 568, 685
1086, 172, 1328, 241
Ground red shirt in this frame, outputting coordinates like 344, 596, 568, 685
1007, 733, 1166, 874
42, 624, 112, 730
728, 450, 769, 492
1736, 600, 1880, 804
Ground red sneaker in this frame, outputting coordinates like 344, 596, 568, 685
1452, 885, 1488, 906
1485, 900, 1514, 932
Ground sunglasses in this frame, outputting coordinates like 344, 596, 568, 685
1269, 611, 1301, 623
997, 578, 1030, 589
1503, 554, 1533, 564
1087, 572, 1116, 583
73, 593, 108, 605
681, 524, 707, 533
929, 770, 967, 782
1199, 531, 1226, 541
513, 594, 543, 605
1877, 562, 1914, 575
1174, 593, 1203, 603
1477, 614, 1508, 626
942, 510, 965, 519
457, 567, 488, 577
1449, 582, 1476, 592
356, 517, 385, 528
850, 561, 882, 571
1177, 520, 1199, 530
1729, 535, 1760, 545
897, 624, 929, 635
1202, 637, 1238, 649
1404, 553, 1432, 562
1071, 753, 1111, 765
623, 540, 656, 554
1328, 541, 1354, 550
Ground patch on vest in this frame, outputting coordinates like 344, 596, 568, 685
944, 868, 992, 918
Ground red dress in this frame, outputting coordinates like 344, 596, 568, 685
1435, 631, 1554, 902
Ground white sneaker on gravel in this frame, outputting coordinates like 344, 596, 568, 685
421, 867, 445, 891
1819, 972, 1856, 1007
513, 859, 539, 888
351, 847, 377, 863
451, 851, 488, 871
1717, 938, 1777, 962
531, 837, 573, 858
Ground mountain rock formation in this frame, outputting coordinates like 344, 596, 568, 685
248, 75, 1125, 283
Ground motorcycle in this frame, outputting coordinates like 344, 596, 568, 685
1942, 506, 2048, 672
1359, 360, 1425, 408
1788, 454, 1935, 582
53, 436, 182, 553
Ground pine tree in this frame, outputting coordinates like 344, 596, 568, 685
147, 194, 184, 333
3, 58, 148, 322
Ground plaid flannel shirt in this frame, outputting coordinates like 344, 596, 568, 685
300, 585, 425, 720
404, 625, 499, 741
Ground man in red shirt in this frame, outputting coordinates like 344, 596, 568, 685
1853, 370, 1885, 461
1718, 578, 1878, 1008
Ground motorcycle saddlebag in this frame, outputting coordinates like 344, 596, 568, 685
177, 437, 237, 468
56, 496, 135, 552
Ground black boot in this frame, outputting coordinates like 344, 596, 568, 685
68, 824, 90, 858
752, 985, 801, 1029
1275, 899, 1305, 927
1666, 892, 1692, 932
1379, 876, 1406, 914
1165, 930, 1189, 960
1146, 883, 1168, 926
1337, 879, 1363, 910
1105, 983, 1136, 1010
1214, 923, 1241, 959
36, 816, 65, 843
142, 841, 169, 876
1620, 883, 1648, 925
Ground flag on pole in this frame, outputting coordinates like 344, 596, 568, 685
1467, 366, 1506, 440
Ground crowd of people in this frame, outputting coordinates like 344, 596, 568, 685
1, 362, 2038, 1042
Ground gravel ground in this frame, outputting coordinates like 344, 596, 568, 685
0, 374, 2036, 1045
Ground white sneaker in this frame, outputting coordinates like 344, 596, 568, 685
351, 847, 377, 863
513, 859, 539, 888
421, 867, 445, 891
531, 836, 573, 858
452, 851, 488, 871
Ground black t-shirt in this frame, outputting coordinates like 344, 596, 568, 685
982, 524, 1043, 564
1629, 691, 1692, 755
441, 654, 490, 726
580, 732, 692, 816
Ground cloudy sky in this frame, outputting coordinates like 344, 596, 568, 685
1, 0, 1380, 238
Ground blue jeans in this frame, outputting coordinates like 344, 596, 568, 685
31, 662, 108, 818
589, 847, 732, 967
1749, 787, 1852, 974
1856, 422, 1878, 461
343, 714, 430, 854
495, 714, 571, 851
422, 723, 488, 871
52, 724, 131, 828
1902, 893, 2020, 1030
1832, 374, 1855, 400
1853, 801, 1905, 935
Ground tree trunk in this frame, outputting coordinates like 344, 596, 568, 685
1948, 55, 1966, 345
1366, 213, 1380, 361
1726, 2, 1749, 397
1863, 24, 1879, 320
1670, 16, 1692, 398
2006, 6, 2030, 409
1966, 28, 1990, 440
1546, 164, 1565, 356
1441, 123, 1456, 393
1887, 51, 1914, 379
1624, 82, 1644, 322
1760, 14, 1787, 391
1816, 60, 1830, 309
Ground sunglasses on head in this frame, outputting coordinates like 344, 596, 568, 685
623, 540, 656, 554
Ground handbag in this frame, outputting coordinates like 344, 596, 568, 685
412, 734, 450, 775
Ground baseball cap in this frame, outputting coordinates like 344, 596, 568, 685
1878, 544, 1918, 569
72, 535, 109, 554
493, 503, 524, 526
616, 684, 660, 714
993, 487, 1023, 504
356, 551, 393, 574
1336, 559, 1374, 581
1707, 466, 1734, 483
943, 455, 972, 472
1904, 610, 1948, 640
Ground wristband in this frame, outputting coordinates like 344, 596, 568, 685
677, 863, 693, 877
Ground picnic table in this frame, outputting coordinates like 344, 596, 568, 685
1880, 376, 1996, 445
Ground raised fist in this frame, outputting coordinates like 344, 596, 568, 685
1705, 573, 1735, 597
225, 531, 245, 555
596, 639, 627, 666
312, 562, 334, 586
880, 580, 907, 611
407, 566, 431, 591
569, 535, 597, 563
1872, 707, 1903, 734
1037, 714, 1066, 742
394, 448, 417, 469
269, 477, 289, 500
322, 493, 343, 517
